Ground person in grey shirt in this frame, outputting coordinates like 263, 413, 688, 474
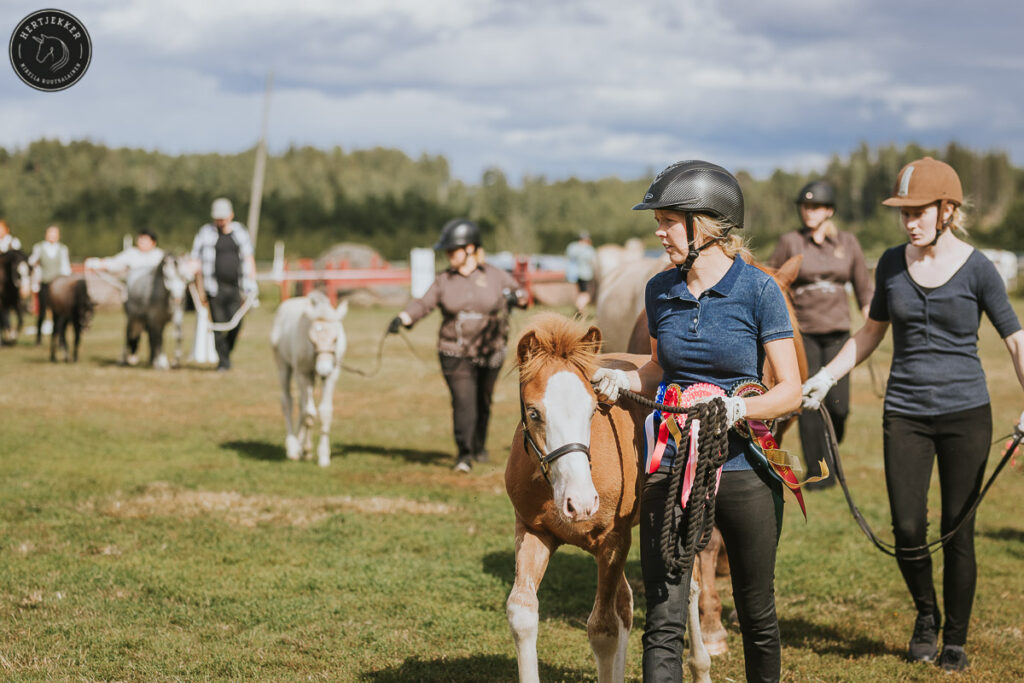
802, 157, 1024, 673
28, 225, 72, 344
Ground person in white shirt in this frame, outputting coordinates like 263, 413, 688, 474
28, 225, 72, 344
85, 229, 165, 293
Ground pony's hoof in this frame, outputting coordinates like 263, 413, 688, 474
124, 353, 139, 367
317, 440, 331, 467
153, 355, 170, 370
285, 436, 301, 460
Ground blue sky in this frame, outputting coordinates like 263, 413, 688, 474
2, 0, 1022, 182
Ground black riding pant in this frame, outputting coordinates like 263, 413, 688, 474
882, 403, 991, 646
641, 467, 783, 683
208, 285, 243, 368
798, 331, 850, 489
35, 281, 51, 342
439, 354, 501, 462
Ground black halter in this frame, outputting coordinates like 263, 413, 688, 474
519, 396, 590, 486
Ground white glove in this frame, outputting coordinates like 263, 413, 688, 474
802, 368, 837, 410
692, 395, 747, 427
243, 280, 260, 307
84, 257, 103, 270
1016, 409, 1024, 435
592, 368, 631, 404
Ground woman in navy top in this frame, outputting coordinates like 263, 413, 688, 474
802, 157, 1024, 673
593, 161, 801, 683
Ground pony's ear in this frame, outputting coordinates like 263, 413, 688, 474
517, 330, 539, 366
773, 255, 803, 289
335, 300, 349, 319
582, 325, 602, 350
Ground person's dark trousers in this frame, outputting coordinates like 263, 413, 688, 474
35, 281, 51, 344
798, 330, 850, 489
640, 467, 782, 683
883, 403, 991, 647
208, 285, 242, 369
439, 354, 501, 463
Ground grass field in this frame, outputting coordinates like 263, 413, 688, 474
1, 293, 1023, 682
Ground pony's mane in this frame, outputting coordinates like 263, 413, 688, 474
517, 313, 600, 385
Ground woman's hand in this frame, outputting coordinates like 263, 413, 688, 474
592, 368, 631, 404
692, 395, 747, 427
802, 368, 837, 410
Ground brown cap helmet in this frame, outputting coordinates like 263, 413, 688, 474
882, 157, 963, 207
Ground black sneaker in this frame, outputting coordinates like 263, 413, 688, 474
937, 645, 969, 673
452, 458, 472, 473
908, 611, 940, 662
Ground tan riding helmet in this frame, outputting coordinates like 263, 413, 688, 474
882, 157, 962, 243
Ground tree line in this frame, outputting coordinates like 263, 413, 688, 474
0, 138, 1020, 261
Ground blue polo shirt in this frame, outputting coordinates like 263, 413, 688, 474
645, 257, 794, 470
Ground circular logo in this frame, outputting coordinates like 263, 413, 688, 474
9, 9, 91, 92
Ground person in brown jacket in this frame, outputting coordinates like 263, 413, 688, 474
770, 180, 873, 488
389, 219, 527, 472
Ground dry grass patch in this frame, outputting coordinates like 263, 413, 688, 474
88, 482, 456, 527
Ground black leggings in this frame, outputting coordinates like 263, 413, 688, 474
799, 331, 850, 487
882, 404, 991, 646
36, 281, 52, 341
640, 467, 783, 683
439, 354, 501, 461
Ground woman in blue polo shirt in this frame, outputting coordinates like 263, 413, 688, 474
593, 161, 802, 683
802, 157, 1024, 673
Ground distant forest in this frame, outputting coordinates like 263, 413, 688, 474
1, 139, 1021, 261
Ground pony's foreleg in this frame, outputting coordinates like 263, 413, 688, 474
508, 521, 556, 683
71, 318, 81, 363
295, 373, 316, 458
589, 535, 633, 682
697, 526, 728, 655
171, 304, 183, 368
149, 321, 169, 370
315, 370, 339, 467
123, 318, 143, 366
276, 360, 300, 460
687, 575, 712, 683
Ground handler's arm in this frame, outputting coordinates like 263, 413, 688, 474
823, 317, 890, 382
1003, 329, 1024, 391
743, 338, 801, 420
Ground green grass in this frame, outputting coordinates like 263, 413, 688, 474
1, 295, 1023, 681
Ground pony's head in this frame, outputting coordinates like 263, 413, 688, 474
160, 254, 193, 307
516, 313, 603, 522
303, 290, 348, 378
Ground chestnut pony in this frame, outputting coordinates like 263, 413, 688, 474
506, 313, 712, 683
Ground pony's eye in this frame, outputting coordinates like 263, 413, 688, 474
527, 408, 541, 422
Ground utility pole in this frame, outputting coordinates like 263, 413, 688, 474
247, 71, 273, 250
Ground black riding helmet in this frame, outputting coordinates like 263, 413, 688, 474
795, 180, 836, 207
434, 218, 481, 251
633, 160, 744, 275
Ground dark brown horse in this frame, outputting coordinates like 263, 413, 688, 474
48, 275, 95, 362
0, 248, 31, 345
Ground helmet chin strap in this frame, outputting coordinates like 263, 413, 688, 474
928, 199, 952, 247
676, 212, 733, 278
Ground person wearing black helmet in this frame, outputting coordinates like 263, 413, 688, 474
769, 180, 873, 489
592, 161, 801, 682
803, 158, 1024, 672
388, 219, 527, 472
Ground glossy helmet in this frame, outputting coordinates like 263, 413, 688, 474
632, 160, 744, 230
434, 219, 481, 251
882, 157, 962, 245
795, 180, 837, 207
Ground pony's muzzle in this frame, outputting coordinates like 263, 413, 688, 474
563, 490, 600, 522
314, 353, 335, 378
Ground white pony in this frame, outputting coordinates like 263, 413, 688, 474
270, 290, 348, 466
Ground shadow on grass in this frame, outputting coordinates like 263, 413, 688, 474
222, 440, 286, 461
979, 526, 1024, 543
345, 442, 451, 465
483, 550, 644, 622
779, 616, 902, 658
360, 654, 590, 682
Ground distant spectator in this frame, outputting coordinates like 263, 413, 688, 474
0, 219, 22, 253
191, 197, 257, 372
565, 230, 596, 313
28, 225, 72, 344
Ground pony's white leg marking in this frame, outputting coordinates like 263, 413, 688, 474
293, 373, 313, 458
589, 556, 633, 682
687, 576, 712, 683
508, 525, 553, 683
316, 370, 339, 467
543, 371, 599, 522
153, 353, 170, 370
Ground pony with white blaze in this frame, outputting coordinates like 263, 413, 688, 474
270, 290, 348, 467
506, 313, 710, 683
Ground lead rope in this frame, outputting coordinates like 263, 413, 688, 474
621, 389, 731, 582
821, 405, 1022, 561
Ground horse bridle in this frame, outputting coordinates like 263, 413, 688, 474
519, 394, 590, 486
